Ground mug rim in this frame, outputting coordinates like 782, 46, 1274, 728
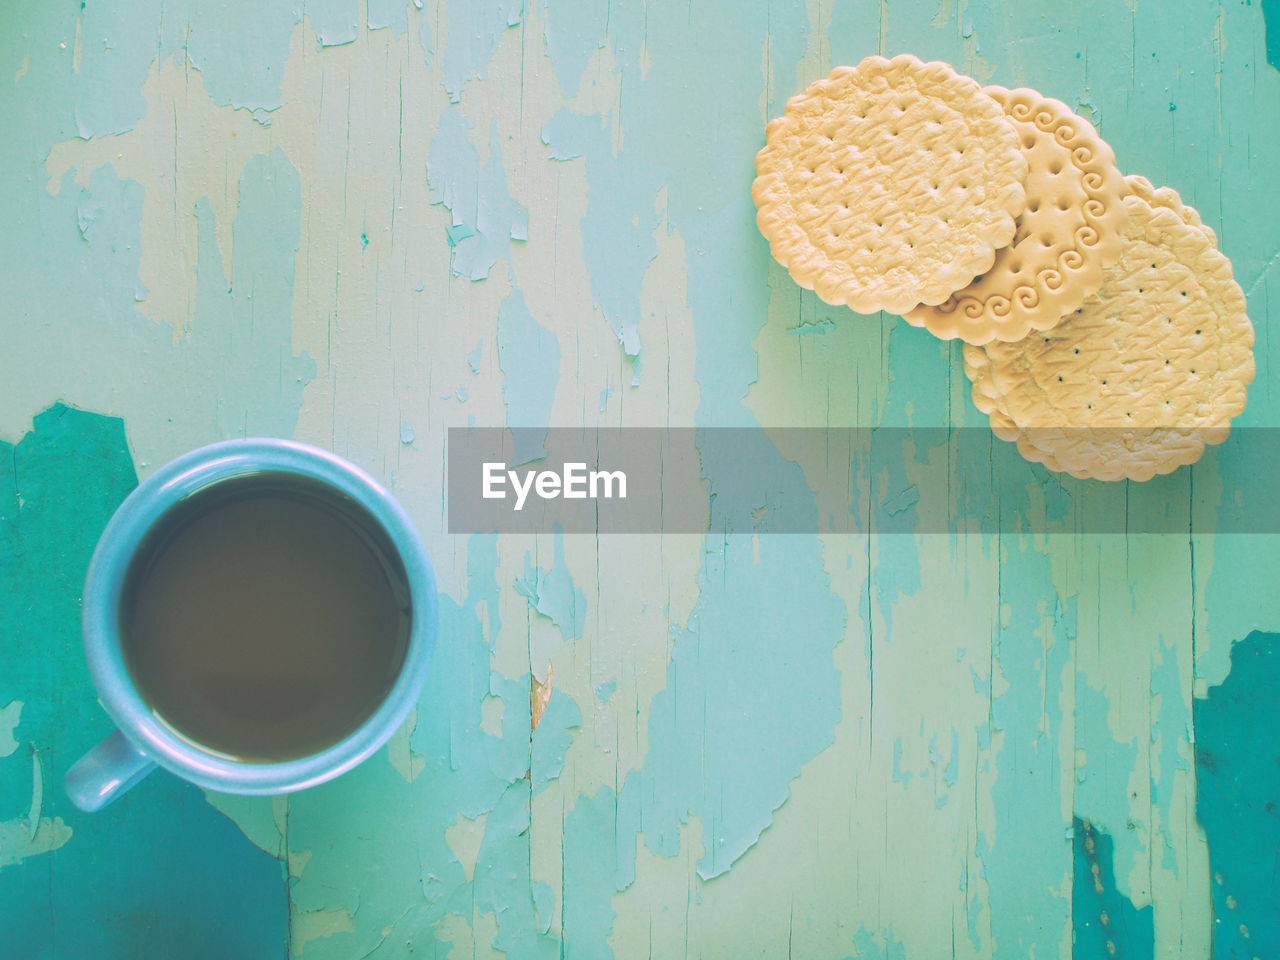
81, 437, 437, 795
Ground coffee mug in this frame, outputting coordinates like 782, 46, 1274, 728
64, 438, 437, 812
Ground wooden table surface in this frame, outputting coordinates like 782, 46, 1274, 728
2, 0, 1279, 957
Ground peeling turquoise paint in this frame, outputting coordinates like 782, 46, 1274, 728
541, 107, 663, 359
1073, 817, 1154, 960
541, 0, 606, 98
839, 926, 908, 960
1073, 680, 1141, 899
174, 1, 302, 112
442, 0, 523, 101
1264, 0, 1280, 71
0, 404, 287, 958
514, 528, 587, 640
428, 110, 529, 280
73, 1, 162, 137
1194, 632, 1280, 959
1149, 639, 1191, 874
366, 0, 409, 36
497, 286, 561, 464
304, 0, 361, 47
980, 555, 1075, 958
530, 689, 580, 794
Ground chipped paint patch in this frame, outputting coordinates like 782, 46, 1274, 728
1194, 632, 1280, 958
0, 702, 21, 757
427, 110, 529, 280
290, 905, 355, 957
0, 404, 286, 951
497, 285, 561, 464
1073, 817, 1154, 959
514, 529, 586, 640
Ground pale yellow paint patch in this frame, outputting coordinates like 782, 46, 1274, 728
479, 693, 505, 738
13, 53, 30, 84
435, 909, 505, 960
289, 847, 313, 880
444, 811, 488, 883
203, 792, 286, 859
290, 906, 355, 957
0, 701, 22, 757
0, 817, 73, 870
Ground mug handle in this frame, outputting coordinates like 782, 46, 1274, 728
64, 728, 157, 812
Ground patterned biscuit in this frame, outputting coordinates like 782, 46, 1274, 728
906, 87, 1126, 344
1123, 173, 1218, 247
753, 54, 1027, 316
964, 187, 1254, 482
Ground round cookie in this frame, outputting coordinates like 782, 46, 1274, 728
753, 54, 1027, 316
905, 87, 1126, 344
1123, 173, 1218, 247
964, 186, 1253, 482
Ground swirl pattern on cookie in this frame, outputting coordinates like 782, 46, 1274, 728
906, 87, 1126, 344
964, 188, 1254, 481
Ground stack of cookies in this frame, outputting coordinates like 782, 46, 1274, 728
753, 54, 1254, 482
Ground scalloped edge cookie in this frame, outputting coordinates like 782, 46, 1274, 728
905, 87, 1126, 344
964, 185, 1254, 481
753, 54, 1027, 316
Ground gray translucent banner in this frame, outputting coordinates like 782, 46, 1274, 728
447, 427, 1274, 534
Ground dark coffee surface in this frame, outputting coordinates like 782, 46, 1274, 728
120, 474, 411, 762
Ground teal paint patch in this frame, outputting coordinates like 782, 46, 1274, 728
595, 679, 616, 702
1194, 631, 1280, 958
175, 1, 303, 111
532, 880, 556, 934
1149, 638, 1190, 873
0, 404, 287, 958
74, 0, 163, 137
472, 781, 560, 958
303, 0, 360, 46
418, 0, 434, 66
1261, 0, 1280, 71
514, 528, 587, 639
562, 787, 626, 957
189, 148, 318, 438
785, 316, 836, 336
76, 165, 149, 308
366, 0, 409, 36
541, 108, 664, 358
1072, 817, 1154, 960
442, 0, 523, 100
978, 551, 1074, 958
944, 728, 960, 787
531, 689, 581, 794
1073, 680, 1141, 899
632, 522, 842, 881
891, 738, 914, 788
839, 925, 908, 960
427, 111, 529, 280
497, 286, 561, 465
542, 0, 608, 98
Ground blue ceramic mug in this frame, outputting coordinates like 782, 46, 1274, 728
64, 438, 437, 812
